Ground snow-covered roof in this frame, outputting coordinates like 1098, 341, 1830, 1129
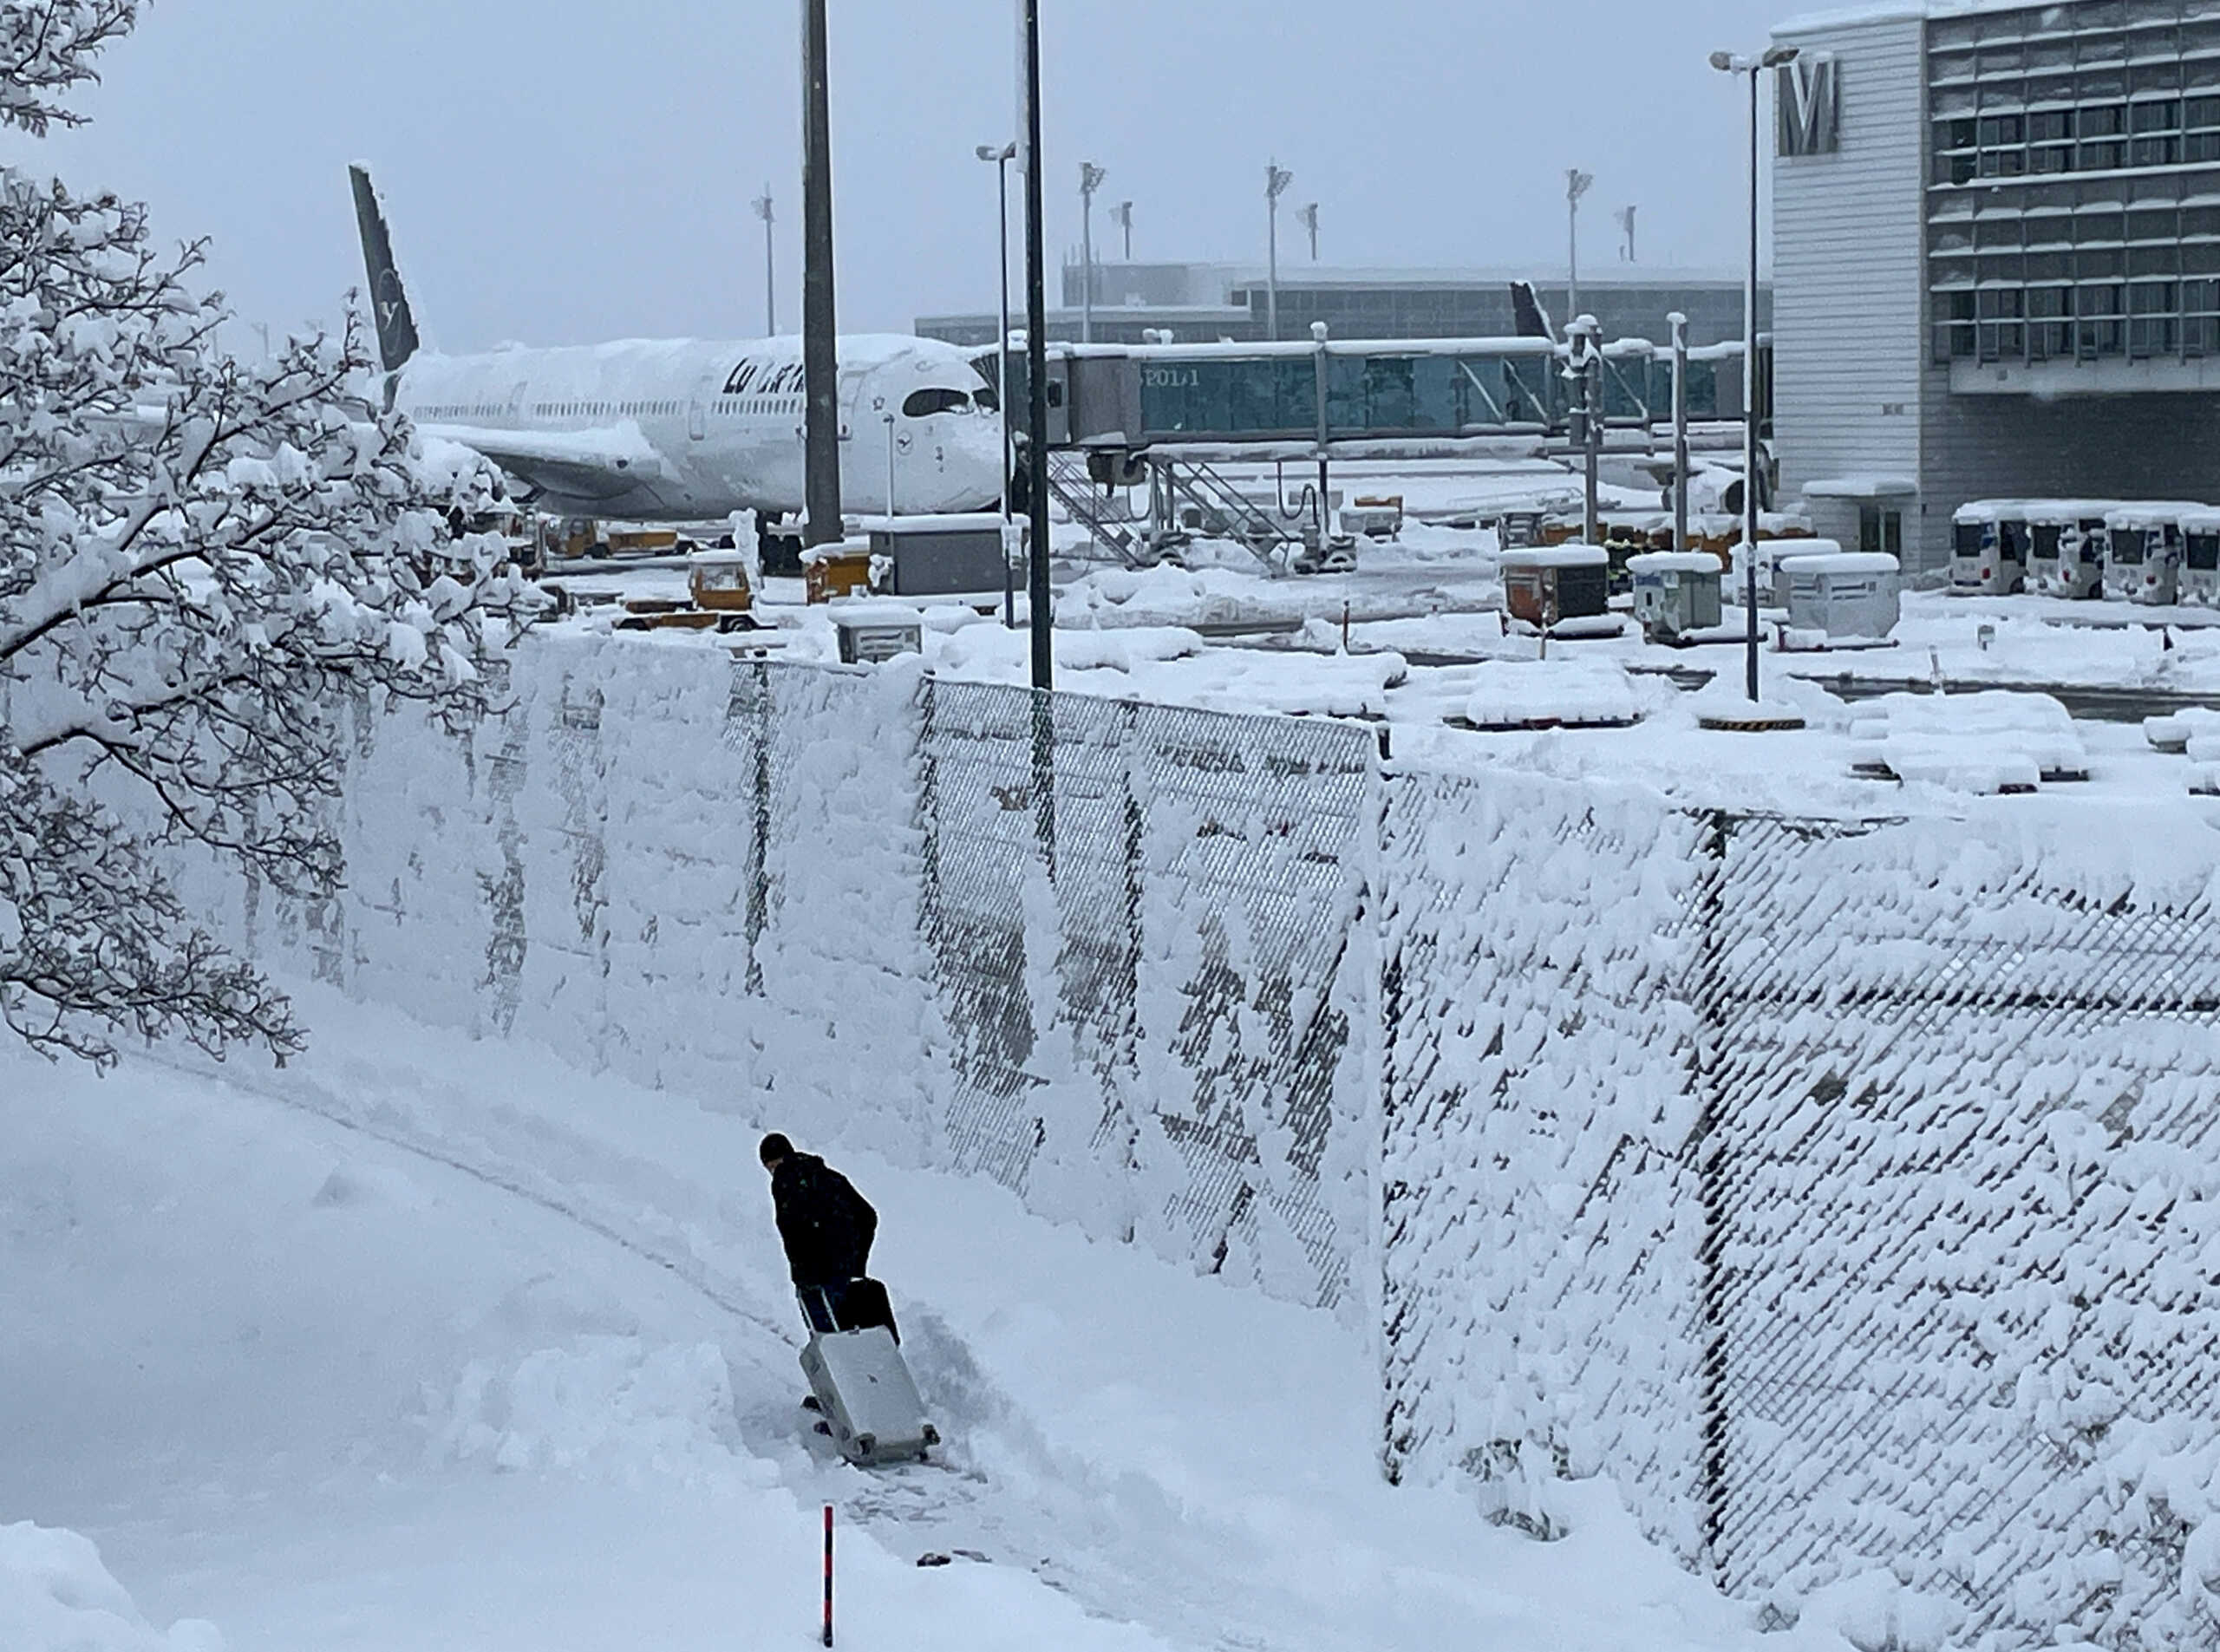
2178, 508, 2220, 533
1774, 3, 1928, 36
2106, 501, 2212, 530
2021, 499, 2122, 524
1778, 551, 1901, 576
1626, 552, 1723, 575
1963, 498, 2145, 525
1776, 0, 2138, 38
825, 597, 926, 625
1499, 544, 1609, 569
1801, 475, 1919, 500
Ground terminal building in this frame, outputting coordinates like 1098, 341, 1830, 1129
917, 259, 1768, 349
1773, 0, 2220, 577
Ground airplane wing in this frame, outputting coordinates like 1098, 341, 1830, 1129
416, 421, 669, 505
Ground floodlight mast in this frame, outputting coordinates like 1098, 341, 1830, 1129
1711, 42, 1799, 702
1079, 161, 1107, 343
975, 141, 1018, 627
1565, 167, 1594, 319
1265, 160, 1293, 339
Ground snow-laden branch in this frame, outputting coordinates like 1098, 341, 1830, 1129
0, 2, 526, 1064
0, 0, 133, 135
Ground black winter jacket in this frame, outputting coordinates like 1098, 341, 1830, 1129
770, 1152, 878, 1285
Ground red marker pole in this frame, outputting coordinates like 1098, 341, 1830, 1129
821, 1503, 834, 1647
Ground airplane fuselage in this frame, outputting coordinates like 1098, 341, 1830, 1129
398, 332, 1003, 524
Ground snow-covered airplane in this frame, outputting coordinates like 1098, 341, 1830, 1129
347, 166, 1005, 540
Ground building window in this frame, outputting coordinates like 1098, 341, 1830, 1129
1858, 506, 1903, 558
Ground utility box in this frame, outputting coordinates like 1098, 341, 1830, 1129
860, 513, 1008, 598
1499, 544, 1610, 626
1627, 550, 1723, 642
830, 598, 924, 665
1779, 551, 1902, 640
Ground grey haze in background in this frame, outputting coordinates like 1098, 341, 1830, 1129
31, 0, 1782, 352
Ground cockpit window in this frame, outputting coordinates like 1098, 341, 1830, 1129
973, 382, 998, 413
902, 387, 970, 418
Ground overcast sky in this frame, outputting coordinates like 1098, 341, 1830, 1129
29, 0, 1786, 355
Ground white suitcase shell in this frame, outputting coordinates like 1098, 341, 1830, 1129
800, 1326, 937, 1466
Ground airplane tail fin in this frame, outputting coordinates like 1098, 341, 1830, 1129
1509, 280, 1557, 343
349, 163, 421, 375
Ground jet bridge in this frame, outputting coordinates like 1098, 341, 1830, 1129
994, 331, 1750, 568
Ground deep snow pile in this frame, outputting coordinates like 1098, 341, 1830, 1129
0, 1525, 219, 1652
2, 1001, 1858, 1652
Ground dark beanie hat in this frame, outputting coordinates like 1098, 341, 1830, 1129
759, 1132, 794, 1165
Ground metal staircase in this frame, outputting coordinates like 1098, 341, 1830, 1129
1043, 451, 1152, 568
1041, 448, 1336, 573
1157, 460, 1307, 568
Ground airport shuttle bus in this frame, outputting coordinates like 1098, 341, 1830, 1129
1949, 500, 2029, 596
2026, 500, 2115, 599
2181, 509, 2220, 607
2104, 502, 2199, 605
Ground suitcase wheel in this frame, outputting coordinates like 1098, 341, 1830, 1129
922, 1424, 940, 1447
813, 1420, 832, 1437
856, 1433, 877, 1458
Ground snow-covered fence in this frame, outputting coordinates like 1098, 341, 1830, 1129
1697, 813, 2220, 1647
917, 679, 1376, 1312
1377, 769, 1707, 1552
234, 632, 1376, 1319
206, 628, 2220, 1643
1378, 784, 2220, 1647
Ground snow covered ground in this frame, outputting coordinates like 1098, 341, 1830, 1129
5, 987, 1869, 1652
540, 469, 2220, 817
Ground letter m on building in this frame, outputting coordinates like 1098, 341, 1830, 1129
1776, 55, 1838, 156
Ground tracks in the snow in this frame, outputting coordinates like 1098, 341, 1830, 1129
144, 1048, 799, 1348
144, 1044, 1315, 1652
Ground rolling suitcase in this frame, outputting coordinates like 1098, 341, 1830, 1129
797, 1283, 937, 1467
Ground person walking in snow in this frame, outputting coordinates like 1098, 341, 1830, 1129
758, 1133, 888, 1336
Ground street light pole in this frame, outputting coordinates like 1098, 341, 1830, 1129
1022, 0, 1051, 691
1711, 43, 1798, 703
1298, 201, 1319, 260
1565, 167, 1594, 324
977, 140, 1018, 627
752, 186, 776, 335
1265, 160, 1293, 341
1113, 199, 1133, 261
800, 0, 842, 547
1079, 162, 1106, 343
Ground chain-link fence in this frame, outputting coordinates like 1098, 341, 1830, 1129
284, 637, 1375, 1316
919, 677, 1375, 1311
1381, 782, 2220, 1647
215, 633, 2220, 1643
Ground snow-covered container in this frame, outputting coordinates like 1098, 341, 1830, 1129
1949, 500, 2029, 595
1626, 551, 1722, 642
803, 536, 876, 604
2023, 499, 2115, 599
1461, 659, 1639, 729
1498, 543, 1608, 627
1738, 535, 1845, 608
858, 512, 1008, 599
686, 548, 754, 613
2179, 508, 2220, 608
1778, 550, 1901, 641
2103, 502, 2200, 605
1848, 690, 2086, 793
828, 597, 924, 664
